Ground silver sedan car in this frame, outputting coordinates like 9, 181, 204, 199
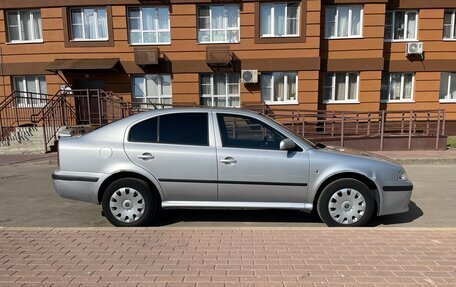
52, 108, 413, 227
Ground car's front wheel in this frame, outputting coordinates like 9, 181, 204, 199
317, 178, 374, 227
102, 178, 158, 227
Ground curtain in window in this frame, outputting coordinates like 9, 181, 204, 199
394, 11, 405, 40
286, 73, 297, 100
286, 3, 299, 35
406, 12, 416, 39
20, 11, 31, 40
390, 74, 402, 100
33, 11, 42, 39
273, 73, 284, 101
274, 4, 286, 36
451, 73, 456, 100
158, 8, 170, 43
335, 73, 346, 101
97, 8, 108, 39
348, 73, 358, 100
337, 6, 349, 37
226, 5, 239, 42
133, 77, 146, 103
351, 6, 361, 36
211, 6, 224, 41
83, 9, 96, 39
213, 74, 226, 96
7, 13, 20, 41
440, 73, 450, 100
260, 5, 272, 35
403, 74, 413, 99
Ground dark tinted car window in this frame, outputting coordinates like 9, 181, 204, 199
217, 113, 286, 150
159, 113, 209, 146
128, 117, 158, 143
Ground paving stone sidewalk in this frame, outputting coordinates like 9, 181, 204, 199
0, 153, 56, 166
1, 227, 455, 286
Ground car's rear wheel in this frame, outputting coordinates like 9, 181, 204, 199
317, 178, 374, 227
102, 178, 158, 227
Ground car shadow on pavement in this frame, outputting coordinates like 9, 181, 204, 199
154, 209, 322, 227
368, 201, 423, 226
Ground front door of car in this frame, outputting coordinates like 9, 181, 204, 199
124, 112, 218, 202
215, 113, 310, 203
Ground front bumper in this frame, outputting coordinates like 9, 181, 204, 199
379, 182, 413, 216
52, 170, 104, 204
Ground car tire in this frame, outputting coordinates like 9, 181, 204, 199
102, 178, 158, 227
317, 178, 374, 227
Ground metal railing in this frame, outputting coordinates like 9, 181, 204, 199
243, 104, 446, 150
0, 91, 53, 142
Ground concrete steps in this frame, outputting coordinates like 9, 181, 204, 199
0, 126, 48, 154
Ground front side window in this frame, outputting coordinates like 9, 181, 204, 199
13, 75, 47, 107
129, 113, 208, 145
133, 75, 172, 105
381, 73, 414, 102
384, 10, 418, 41
325, 5, 362, 39
260, 2, 299, 37
6, 10, 42, 43
70, 7, 108, 40
261, 72, 297, 104
440, 72, 456, 101
217, 113, 287, 150
200, 73, 240, 107
128, 7, 170, 44
323, 72, 359, 103
444, 10, 456, 40
197, 5, 240, 43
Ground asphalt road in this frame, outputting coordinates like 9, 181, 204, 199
0, 160, 454, 227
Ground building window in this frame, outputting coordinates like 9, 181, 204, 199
260, 2, 299, 37
200, 73, 240, 107
128, 7, 171, 45
133, 75, 172, 105
323, 72, 359, 103
444, 11, 456, 40
197, 5, 240, 43
70, 7, 108, 40
13, 76, 47, 107
325, 5, 362, 39
440, 72, 456, 101
381, 73, 414, 102
261, 72, 298, 104
384, 11, 418, 41
6, 10, 42, 43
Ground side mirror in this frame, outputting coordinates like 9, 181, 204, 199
279, 138, 297, 151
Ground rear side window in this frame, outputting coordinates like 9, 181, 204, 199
128, 117, 158, 143
159, 113, 209, 146
128, 113, 209, 146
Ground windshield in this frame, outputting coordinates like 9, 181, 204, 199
257, 113, 321, 149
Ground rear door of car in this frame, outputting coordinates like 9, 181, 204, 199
124, 111, 218, 202
214, 112, 310, 204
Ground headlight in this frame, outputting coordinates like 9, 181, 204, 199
398, 170, 408, 181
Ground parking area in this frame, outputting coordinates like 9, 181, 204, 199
0, 159, 455, 228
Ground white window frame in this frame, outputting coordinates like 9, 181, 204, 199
261, 72, 298, 105
197, 5, 240, 44
132, 75, 172, 105
381, 73, 415, 103
200, 73, 240, 108
128, 6, 171, 45
440, 72, 456, 102
323, 72, 360, 104
324, 5, 363, 39
13, 76, 47, 108
260, 2, 300, 38
443, 10, 456, 41
70, 7, 109, 41
384, 10, 418, 42
6, 10, 43, 43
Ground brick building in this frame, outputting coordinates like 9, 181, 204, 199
0, 0, 455, 135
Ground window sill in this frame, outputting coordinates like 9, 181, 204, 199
380, 100, 415, 103
260, 35, 300, 39
384, 39, 419, 43
129, 42, 171, 46
439, 99, 456, 103
71, 39, 109, 42
443, 39, 456, 42
323, 100, 360, 104
7, 40, 44, 44
198, 41, 240, 45
263, 101, 299, 105
325, 36, 364, 40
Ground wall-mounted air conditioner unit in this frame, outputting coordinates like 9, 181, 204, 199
241, 70, 258, 84
406, 42, 424, 56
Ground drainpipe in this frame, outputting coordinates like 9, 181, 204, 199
0, 46, 6, 98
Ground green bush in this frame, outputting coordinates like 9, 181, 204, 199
448, 137, 456, 148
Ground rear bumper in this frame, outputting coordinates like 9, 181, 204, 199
379, 183, 413, 216
52, 170, 103, 204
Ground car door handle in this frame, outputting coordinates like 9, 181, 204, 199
220, 157, 237, 164
138, 153, 155, 160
